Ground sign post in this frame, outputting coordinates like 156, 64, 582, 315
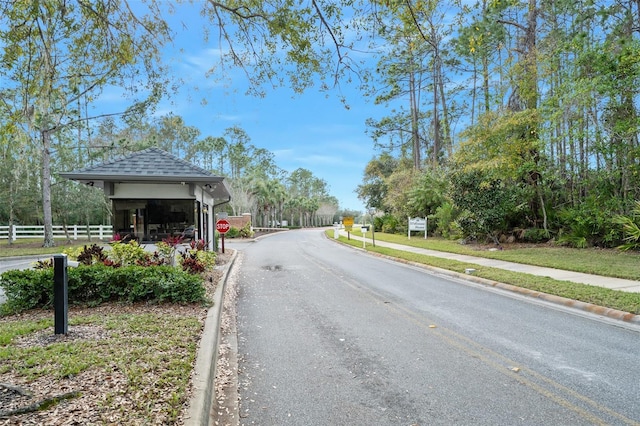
216, 219, 230, 253
343, 216, 354, 240
361, 226, 368, 248
53, 254, 68, 335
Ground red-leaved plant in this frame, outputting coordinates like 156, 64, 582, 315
190, 239, 206, 251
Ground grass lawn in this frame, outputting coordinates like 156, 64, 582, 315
331, 231, 640, 315
0, 303, 204, 424
0, 239, 105, 258
365, 232, 640, 281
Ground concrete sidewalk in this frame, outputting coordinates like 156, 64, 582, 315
339, 231, 640, 293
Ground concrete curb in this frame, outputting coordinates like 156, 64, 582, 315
185, 249, 238, 426
328, 234, 640, 325
0, 255, 55, 262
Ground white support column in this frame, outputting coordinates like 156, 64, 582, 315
207, 206, 214, 251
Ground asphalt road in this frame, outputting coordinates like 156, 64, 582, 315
230, 229, 640, 426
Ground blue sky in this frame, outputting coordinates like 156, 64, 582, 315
133, 5, 390, 213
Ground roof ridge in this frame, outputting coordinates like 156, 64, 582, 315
61, 146, 222, 179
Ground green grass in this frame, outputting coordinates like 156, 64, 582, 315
365, 232, 640, 281
0, 239, 103, 258
332, 232, 640, 315
0, 307, 202, 423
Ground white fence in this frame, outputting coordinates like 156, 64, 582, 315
0, 225, 113, 242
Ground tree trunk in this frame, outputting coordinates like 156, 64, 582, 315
432, 64, 440, 169
8, 182, 14, 246
437, 56, 451, 157
41, 129, 55, 247
409, 69, 421, 170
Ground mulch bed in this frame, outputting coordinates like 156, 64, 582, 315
0, 250, 234, 425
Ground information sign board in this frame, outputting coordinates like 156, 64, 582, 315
409, 217, 426, 231
408, 217, 427, 239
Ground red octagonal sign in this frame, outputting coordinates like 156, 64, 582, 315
216, 219, 231, 234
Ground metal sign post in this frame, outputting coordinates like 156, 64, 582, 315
53, 254, 68, 335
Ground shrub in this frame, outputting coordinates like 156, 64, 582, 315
76, 244, 108, 265
190, 239, 206, 251
522, 228, 551, 243
155, 241, 177, 266
239, 222, 254, 238
0, 265, 206, 315
226, 226, 240, 238
180, 245, 216, 274
556, 200, 618, 248
383, 215, 400, 234
434, 201, 457, 239
180, 256, 206, 274
613, 200, 640, 251
0, 269, 54, 314
109, 241, 148, 266
62, 246, 84, 260
373, 216, 383, 232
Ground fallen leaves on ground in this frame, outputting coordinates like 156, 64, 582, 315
0, 250, 234, 425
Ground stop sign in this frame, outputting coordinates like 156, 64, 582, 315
216, 219, 230, 234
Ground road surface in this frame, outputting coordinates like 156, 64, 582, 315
230, 229, 640, 425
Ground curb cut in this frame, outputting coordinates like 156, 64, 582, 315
328, 234, 640, 325
185, 249, 238, 426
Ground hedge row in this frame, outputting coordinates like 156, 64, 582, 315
0, 264, 206, 315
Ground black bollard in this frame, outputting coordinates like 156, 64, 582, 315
53, 254, 68, 335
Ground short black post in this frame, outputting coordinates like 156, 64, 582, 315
53, 254, 68, 335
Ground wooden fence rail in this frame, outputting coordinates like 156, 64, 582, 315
0, 225, 113, 242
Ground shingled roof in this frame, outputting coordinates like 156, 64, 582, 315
60, 147, 230, 200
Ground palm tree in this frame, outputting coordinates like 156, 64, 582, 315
252, 178, 286, 227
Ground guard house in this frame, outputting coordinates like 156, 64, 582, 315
60, 147, 231, 249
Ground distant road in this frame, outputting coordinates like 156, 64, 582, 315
231, 229, 640, 425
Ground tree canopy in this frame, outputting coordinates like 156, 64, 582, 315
2, 0, 640, 249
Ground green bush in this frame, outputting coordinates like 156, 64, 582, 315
556, 197, 623, 248
375, 214, 401, 234
0, 269, 54, 313
226, 226, 240, 238
522, 227, 551, 243
373, 216, 383, 232
109, 241, 148, 266
613, 200, 640, 251
239, 222, 254, 238
0, 265, 206, 315
435, 201, 457, 239
180, 247, 216, 274
449, 169, 524, 243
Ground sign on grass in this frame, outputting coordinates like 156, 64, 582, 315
408, 217, 427, 239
